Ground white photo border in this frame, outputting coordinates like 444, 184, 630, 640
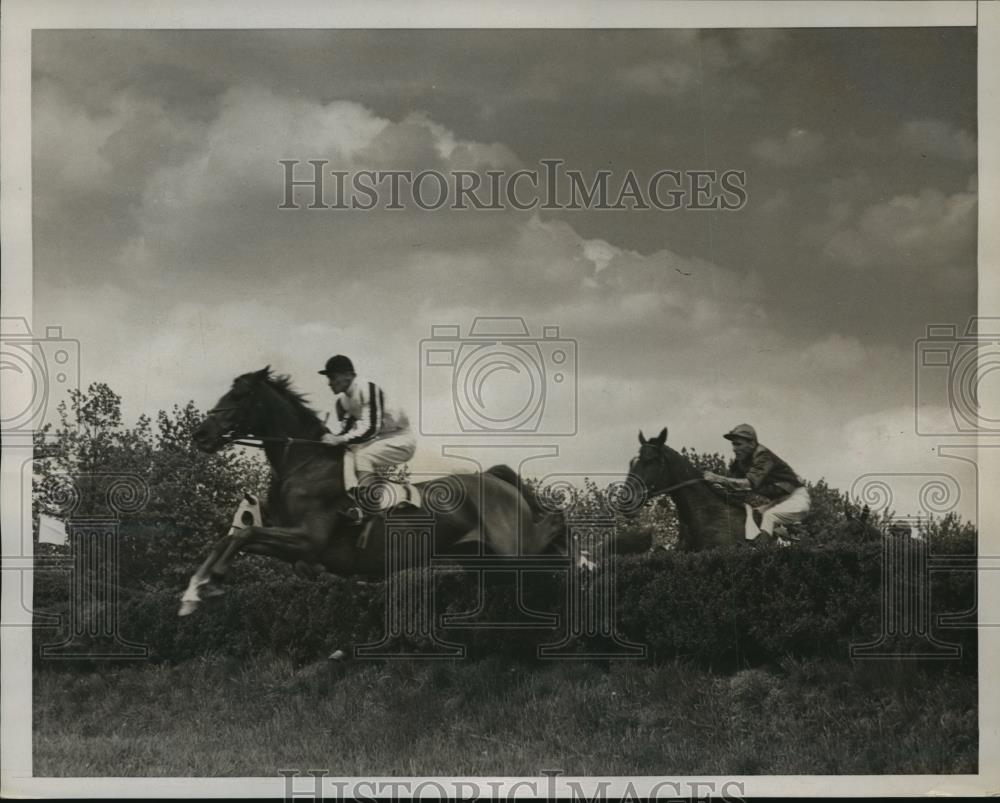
2, 0, 996, 797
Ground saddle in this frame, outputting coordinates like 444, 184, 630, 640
705, 481, 770, 511
705, 483, 801, 544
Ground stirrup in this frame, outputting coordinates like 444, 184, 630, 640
345, 505, 365, 525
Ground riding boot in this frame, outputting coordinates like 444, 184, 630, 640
395, 483, 420, 511
344, 487, 365, 526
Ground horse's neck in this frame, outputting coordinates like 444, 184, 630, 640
662, 456, 736, 530
257, 392, 328, 469
669, 482, 733, 527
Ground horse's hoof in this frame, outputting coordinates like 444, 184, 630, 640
201, 583, 226, 598
178, 600, 199, 616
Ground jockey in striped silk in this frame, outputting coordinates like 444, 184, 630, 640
318, 354, 419, 523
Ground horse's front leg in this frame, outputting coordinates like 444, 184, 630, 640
213, 523, 328, 581
179, 534, 241, 615
178, 524, 324, 616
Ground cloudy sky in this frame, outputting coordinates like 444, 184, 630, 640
31, 28, 979, 519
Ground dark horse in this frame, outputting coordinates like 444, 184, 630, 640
179, 367, 565, 615
626, 427, 758, 550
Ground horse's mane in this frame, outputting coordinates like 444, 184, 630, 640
266, 372, 317, 412
241, 368, 324, 427
659, 443, 703, 482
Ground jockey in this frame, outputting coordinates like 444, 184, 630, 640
702, 423, 811, 543
318, 354, 419, 524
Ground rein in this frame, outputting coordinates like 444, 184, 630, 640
635, 443, 709, 502
646, 477, 705, 499
636, 443, 739, 503
226, 435, 322, 448
222, 434, 331, 484
206, 404, 333, 483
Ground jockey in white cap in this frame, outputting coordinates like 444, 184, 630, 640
702, 423, 811, 544
318, 354, 419, 524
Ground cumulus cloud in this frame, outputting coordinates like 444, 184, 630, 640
797, 334, 868, 373
580, 238, 619, 275
751, 129, 826, 167
839, 405, 976, 523
616, 29, 780, 99
823, 187, 976, 270
899, 119, 976, 162
30, 29, 978, 511
33, 77, 211, 281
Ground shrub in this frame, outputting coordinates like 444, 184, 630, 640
28, 386, 977, 674
34, 542, 975, 674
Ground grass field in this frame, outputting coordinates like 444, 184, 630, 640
34, 653, 976, 776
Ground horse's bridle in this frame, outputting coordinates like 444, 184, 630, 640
631, 444, 707, 502
205, 405, 328, 481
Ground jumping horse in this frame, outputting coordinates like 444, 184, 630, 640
179, 367, 565, 615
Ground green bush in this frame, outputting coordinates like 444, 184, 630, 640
34, 543, 975, 673
29, 384, 977, 675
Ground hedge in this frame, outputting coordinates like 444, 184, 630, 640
32, 542, 976, 672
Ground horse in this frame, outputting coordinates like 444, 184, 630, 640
179, 366, 566, 615
625, 427, 766, 550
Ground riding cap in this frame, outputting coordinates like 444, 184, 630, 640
318, 355, 355, 375
723, 423, 758, 443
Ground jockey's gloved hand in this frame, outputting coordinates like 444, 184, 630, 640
321, 433, 345, 446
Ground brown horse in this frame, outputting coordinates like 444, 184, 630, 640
179, 367, 565, 615
626, 427, 762, 550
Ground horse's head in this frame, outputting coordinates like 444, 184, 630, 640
193, 366, 274, 453
626, 427, 671, 502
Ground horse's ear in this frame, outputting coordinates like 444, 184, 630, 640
254, 365, 271, 380
654, 427, 668, 445
638, 430, 646, 445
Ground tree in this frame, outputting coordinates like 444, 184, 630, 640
33, 383, 272, 590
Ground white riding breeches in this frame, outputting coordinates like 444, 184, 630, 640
342, 430, 420, 511
744, 486, 811, 540
343, 429, 417, 488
